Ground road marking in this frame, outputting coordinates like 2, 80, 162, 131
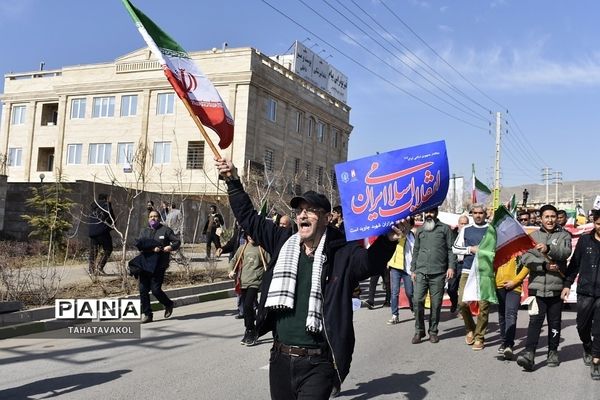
260, 364, 269, 370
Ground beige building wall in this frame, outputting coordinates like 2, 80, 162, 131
0, 47, 351, 196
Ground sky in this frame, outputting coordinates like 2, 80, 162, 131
1, 0, 599, 189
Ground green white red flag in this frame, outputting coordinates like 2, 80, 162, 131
122, 0, 233, 149
462, 205, 535, 303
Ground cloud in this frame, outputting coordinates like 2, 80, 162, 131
0, 0, 32, 22
439, 6, 449, 13
424, 38, 600, 91
408, 0, 431, 8
490, 0, 507, 8
438, 25, 454, 33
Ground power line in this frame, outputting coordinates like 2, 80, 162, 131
297, 0, 490, 125
379, 0, 505, 111
347, 0, 492, 115
261, 0, 489, 131
323, 0, 490, 123
505, 111, 547, 167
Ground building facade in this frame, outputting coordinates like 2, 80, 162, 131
0, 47, 352, 197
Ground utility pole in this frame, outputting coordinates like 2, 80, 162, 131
553, 171, 562, 205
493, 112, 501, 210
451, 173, 456, 213
541, 167, 553, 204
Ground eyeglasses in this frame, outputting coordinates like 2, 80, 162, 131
293, 207, 324, 217
518, 218, 529, 222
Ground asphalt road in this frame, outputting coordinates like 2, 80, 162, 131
1, 292, 600, 399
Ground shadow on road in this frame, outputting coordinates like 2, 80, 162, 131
340, 370, 434, 400
1, 369, 131, 399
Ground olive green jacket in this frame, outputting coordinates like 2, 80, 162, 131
411, 220, 457, 274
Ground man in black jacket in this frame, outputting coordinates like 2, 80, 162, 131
216, 158, 403, 400
202, 204, 224, 259
564, 209, 600, 379
88, 193, 115, 275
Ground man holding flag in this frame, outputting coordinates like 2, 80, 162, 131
516, 204, 572, 371
453, 204, 491, 350
215, 157, 405, 399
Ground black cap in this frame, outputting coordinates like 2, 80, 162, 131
290, 191, 331, 213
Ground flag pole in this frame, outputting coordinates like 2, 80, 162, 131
179, 96, 222, 159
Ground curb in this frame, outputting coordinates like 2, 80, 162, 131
0, 281, 236, 340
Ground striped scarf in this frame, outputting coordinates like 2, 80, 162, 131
265, 232, 327, 333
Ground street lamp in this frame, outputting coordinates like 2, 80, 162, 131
39, 173, 45, 183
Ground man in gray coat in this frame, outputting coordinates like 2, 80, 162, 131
516, 204, 572, 371
411, 207, 456, 344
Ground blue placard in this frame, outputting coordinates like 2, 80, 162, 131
335, 140, 450, 241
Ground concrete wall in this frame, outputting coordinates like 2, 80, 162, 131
1, 179, 233, 245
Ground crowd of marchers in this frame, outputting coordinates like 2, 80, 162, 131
85, 169, 600, 399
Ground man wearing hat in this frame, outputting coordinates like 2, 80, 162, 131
215, 157, 405, 400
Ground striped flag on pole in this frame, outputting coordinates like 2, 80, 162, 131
463, 205, 535, 303
122, 0, 234, 150
471, 164, 492, 205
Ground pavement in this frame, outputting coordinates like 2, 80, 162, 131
1, 290, 600, 399
0, 246, 235, 339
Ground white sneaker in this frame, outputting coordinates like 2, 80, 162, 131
387, 315, 400, 325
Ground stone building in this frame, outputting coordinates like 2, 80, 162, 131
0, 46, 352, 199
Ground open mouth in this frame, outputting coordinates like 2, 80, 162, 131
299, 221, 312, 233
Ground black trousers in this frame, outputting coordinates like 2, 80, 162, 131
138, 267, 173, 316
368, 269, 390, 304
269, 347, 336, 400
525, 295, 563, 352
446, 266, 462, 307
89, 233, 113, 272
205, 232, 221, 258
576, 294, 600, 357
241, 287, 259, 331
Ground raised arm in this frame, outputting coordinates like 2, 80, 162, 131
215, 157, 287, 256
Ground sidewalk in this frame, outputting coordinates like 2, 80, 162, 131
0, 246, 237, 339
57, 247, 232, 287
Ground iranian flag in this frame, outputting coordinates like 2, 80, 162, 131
122, 0, 233, 149
472, 171, 492, 205
462, 205, 535, 303
506, 193, 517, 216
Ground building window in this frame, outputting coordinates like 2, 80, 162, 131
317, 122, 325, 143
41, 103, 58, 126
331, 168, 337, 189
308, 117, 315, 138
295, 111, 303, 133
305, 162, 311, 182
121, 95, 138, 117
7, 147, 22, 166
66, 144, 82, 165
88, 143, 112, 165
153, 141, 171, 164
186, 141, 205, 169
332, 130, 338, 148
264, 147, 274, 172
37, 147, 55, 171
157, 93, 175, 115
317, 166, 324, 186
117, 142, 134, 165
71, 98, 86, 119
267, 98, 277, 122
294, 158, 300, 175
92, 96, 115, 118
11, 105, 26, 125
